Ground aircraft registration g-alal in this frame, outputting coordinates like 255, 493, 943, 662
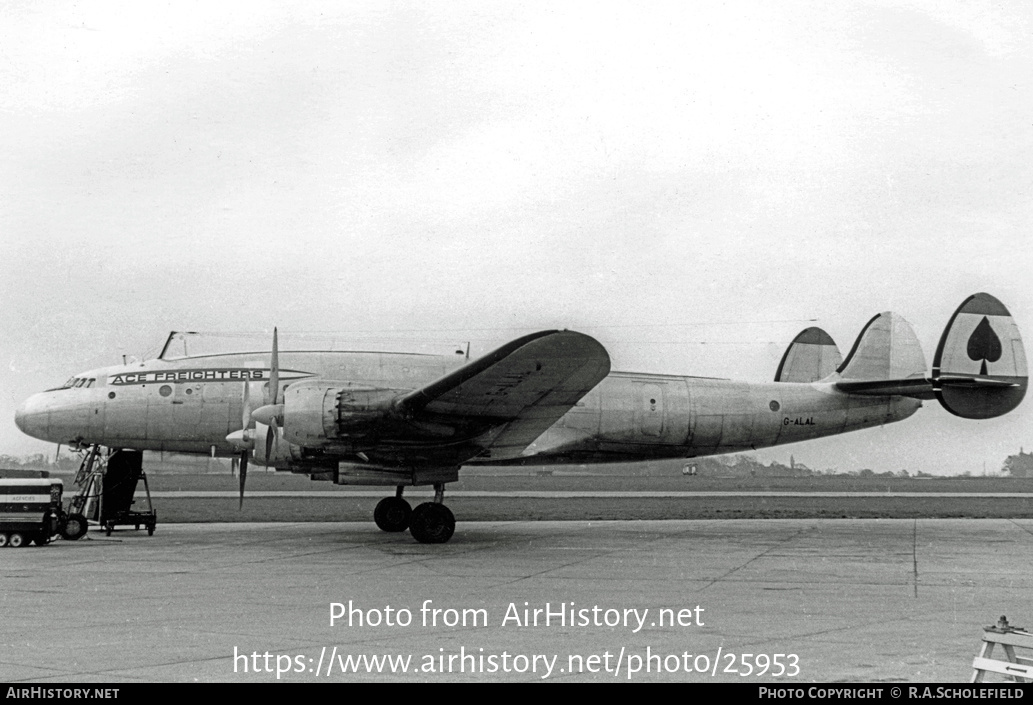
14, 293, 1027, 543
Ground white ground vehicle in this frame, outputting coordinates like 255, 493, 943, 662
0, 478, 80, 546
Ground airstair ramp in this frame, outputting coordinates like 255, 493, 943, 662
69, 448, 157, 537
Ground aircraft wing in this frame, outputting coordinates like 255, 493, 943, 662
398, 330, 611, 457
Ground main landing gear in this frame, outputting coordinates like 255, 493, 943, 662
373, 483, 455, 544
373, 486, 412, 533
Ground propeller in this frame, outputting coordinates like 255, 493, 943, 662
253, 327, 285, 464
225, 379, 255, 509
238, 381, 251, 509
226, 327, 282, 509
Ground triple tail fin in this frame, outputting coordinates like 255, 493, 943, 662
835, 293, 1027, 418
774, 327, 841, 383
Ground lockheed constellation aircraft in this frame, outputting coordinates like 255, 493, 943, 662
15, 293, 1027, 543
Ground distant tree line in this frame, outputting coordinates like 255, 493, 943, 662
1002, 449, 1033, 478
0, 452, 80, 473
3, 448, 1032, 477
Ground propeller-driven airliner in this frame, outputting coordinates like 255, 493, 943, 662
15, 293, 1027, 543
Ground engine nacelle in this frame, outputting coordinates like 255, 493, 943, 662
282, 384, 399, 447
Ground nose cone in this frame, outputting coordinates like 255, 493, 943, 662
15, 393, 47, 440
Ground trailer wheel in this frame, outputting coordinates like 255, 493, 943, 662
61, 513, 88, 541
0, 533, 7, 547
8, 532, 25, 548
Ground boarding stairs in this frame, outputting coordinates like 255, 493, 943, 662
70, 447, 157, 536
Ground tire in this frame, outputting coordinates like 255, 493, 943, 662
32, 533, 51, 546
409, 503, 455, 544
374, 497, 412, 532
61, 513, 88, 541
0, 534, 7, 548
8, 532, 25, 548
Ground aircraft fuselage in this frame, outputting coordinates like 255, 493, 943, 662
15, 349, 921, 464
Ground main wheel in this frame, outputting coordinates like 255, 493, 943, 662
32, 533, 51, 546
8, 532, 25, 548
409, 503, 455, 544
61, 513, 88, 541
374, 497, 412, 532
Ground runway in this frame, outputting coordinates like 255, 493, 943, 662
2, 519, 1032, 683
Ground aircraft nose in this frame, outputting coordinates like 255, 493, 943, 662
15, 393, 48, 440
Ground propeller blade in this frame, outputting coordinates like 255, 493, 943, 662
265, 425, 273, 463
241, 380, 251, 430
238, 450, 248, 510
269, 327, 280, 405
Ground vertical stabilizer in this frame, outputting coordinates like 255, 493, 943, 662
774, 327, 841, 383
837, 312, 927, 381
932, 293, 1027, 418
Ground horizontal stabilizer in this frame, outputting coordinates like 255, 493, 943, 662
835, 377, 935, 399
932, 293, 1027, 419
774, 327, 841, 383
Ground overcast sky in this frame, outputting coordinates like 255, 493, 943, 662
2, 1, 1031, 474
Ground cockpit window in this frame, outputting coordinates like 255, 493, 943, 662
52, 376, 95, 391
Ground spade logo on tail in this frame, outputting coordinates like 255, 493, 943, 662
967, 316, 1002, 376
